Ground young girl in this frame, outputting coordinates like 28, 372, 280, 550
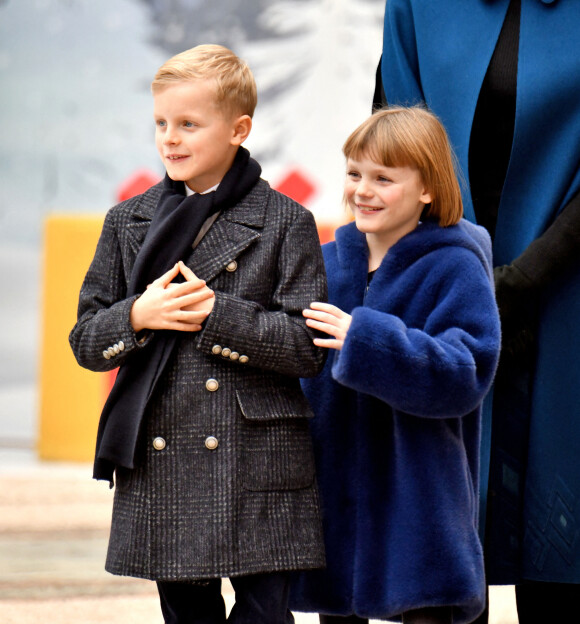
290, 107, 501, 624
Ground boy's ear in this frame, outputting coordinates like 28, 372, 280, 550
231, 115, 252, 146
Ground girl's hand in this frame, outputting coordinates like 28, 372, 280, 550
303, 302, 352, 350
130, 263, 214, 333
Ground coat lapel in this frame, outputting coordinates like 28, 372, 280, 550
188, 179, 268, 282
121, 179, 268, 283
125, 183, 161, 259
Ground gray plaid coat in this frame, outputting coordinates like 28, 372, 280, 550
70, 179, 327, 581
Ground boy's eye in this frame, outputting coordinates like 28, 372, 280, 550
183, 121, 195, 128
377, 176, 390, 183
347, 171, 360, 179
156, 120, 166, 128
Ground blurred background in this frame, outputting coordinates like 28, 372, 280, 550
0, 0, 383, 457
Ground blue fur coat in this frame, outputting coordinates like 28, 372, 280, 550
290, 219, 501, 623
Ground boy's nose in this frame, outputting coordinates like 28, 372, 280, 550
163, 127, 179, 145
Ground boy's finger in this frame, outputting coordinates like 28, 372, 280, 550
167, 280, 209, 299
179, 289, 215, 307
178, 261, 203, 283
177, 310, 211, 324
153, 263, 181, 287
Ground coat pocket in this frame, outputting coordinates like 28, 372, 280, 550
236, 387, 316, 491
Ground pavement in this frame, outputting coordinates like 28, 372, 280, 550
0, 447, 521, 624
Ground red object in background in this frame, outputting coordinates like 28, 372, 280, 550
316, 224, 335, 244
274, 168, 334, 243
104, 367, 118, 398
117, 169, 161, 202
274, 168, 317, 206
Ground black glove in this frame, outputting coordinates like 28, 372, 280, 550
494, 188, 580, 358
494, 263, 537, 359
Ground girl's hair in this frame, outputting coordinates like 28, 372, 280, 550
151, 44, 257, 119
343, 106, 463, 226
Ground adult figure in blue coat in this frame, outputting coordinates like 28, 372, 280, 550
378, 0, 580, 621
290, 106, 500, 624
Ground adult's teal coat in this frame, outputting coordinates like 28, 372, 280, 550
290, 219, 500, 623
381, 0, 580, 583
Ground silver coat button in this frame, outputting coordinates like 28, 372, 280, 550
221, 347, 232, 358
230, 351, 240, 361
152, 437, 166, 451
103, 350, 111, 360
118, 341, 125, 351
107, 346, 116, 357
205, 378, 219, 392
226, 260, 238, 272
239, 355, 249, 364
113, 343, 120, 354
205, 436, 219, 450
211, 344, 222, 355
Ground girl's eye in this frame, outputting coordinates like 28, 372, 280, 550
184, 121, 195, 128
156, 120, 167, 128
347, 171, 360, 179
377, 176, 390, 183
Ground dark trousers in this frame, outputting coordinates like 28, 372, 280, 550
516, 582, 580, 623
320, 607, 453, 624
320, 616, 368, 624
471, 582, 580, 623
157, 572, 294, 624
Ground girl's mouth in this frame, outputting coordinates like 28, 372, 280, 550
358, 205, 383, 212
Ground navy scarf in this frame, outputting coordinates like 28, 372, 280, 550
94, 147, 261, 481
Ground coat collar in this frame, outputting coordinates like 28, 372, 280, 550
125, 178, 269, 283
188, 180, 267, 282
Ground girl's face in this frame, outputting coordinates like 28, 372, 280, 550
345, 155, 432, 247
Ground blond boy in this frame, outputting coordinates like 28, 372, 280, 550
70, 45, 326, 624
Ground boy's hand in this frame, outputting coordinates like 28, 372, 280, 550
303, 302, 352, 351
175, 261, 216, 314
130, 263, 215, 333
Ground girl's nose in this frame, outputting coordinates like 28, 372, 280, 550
356, 180, 373, 198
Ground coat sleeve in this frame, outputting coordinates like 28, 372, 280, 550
196, 209, 328, 378
331, 249, 500, 418
69, 208, 151, 372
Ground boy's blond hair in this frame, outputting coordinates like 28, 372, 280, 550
343, 106, 463, 227
151, 44, 257, 119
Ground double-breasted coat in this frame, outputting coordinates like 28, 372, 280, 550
69, 178, 327, 581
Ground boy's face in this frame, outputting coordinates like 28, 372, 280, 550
153, 79, 248, 193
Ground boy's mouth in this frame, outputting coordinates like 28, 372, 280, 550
167, 154, 188, 161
